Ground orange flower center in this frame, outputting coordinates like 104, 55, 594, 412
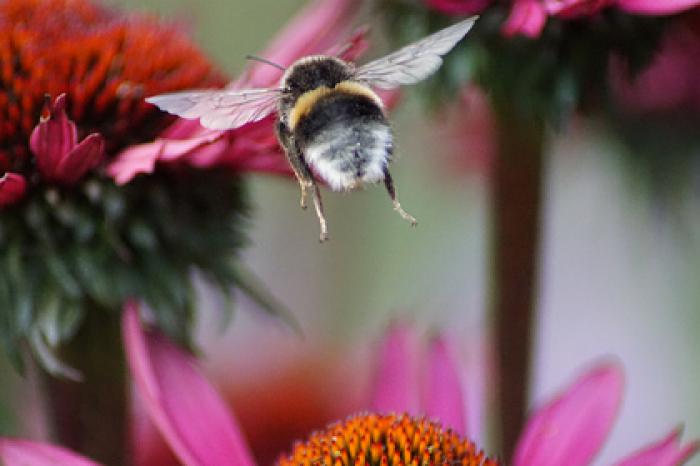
275, 413, 500, 466
0, 0, 224, 168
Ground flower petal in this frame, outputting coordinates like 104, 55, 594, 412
370, 323, 421, 414
108, 131, 224, 184
29, 94, 78, 181
0, 173, 27, 207
544, 0, 612, 18
54, 133, 105, 185
502, 0, 548, 38
616, 0, 700, 15
426, 0, 494, 15
422, 335, 467, 436
0, 439, 101, 466
513, 363, 624, 466
614, 428, 700, 466
122, 301, 255, 466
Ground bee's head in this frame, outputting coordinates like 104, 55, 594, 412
282, 56, 354, 97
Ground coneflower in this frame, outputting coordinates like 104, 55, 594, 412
0, 0, 362, 463
0, 0, 223, 195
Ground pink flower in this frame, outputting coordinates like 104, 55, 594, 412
369, 323, 477, 437
0, 316, 697, 465
502, 0, 549, 38
108, 0, 365, 185
543, 0, 613, 18
426, 0, 494, 15
0, 440, 100, 466
511, 366, 698, 465
29, 94, 105, 186
371, 325, 698, 466
0, 172, 27, 207
616, 0, 700, 15
610, 14, 700, 114
501, 0, 699, 38
0, 0, 227, 205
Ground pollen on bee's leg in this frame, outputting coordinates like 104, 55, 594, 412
311, 183, 329, 242
383, 168, 417, 227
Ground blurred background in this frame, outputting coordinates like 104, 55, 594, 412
2, 0, 700, 464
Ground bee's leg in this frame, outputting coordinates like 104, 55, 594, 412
310, 181, 329, 242
277, 121, 312, 209
290, 156, 328, 242
292, 150, 329, 241
283, 147, 314, 210
383, 167, 417, 226
285, 152, 329, 241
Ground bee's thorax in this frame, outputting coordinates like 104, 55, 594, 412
281, 56, 354, 96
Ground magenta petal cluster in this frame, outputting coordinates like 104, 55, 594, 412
512, 363, 698, 466
0, 172, 27, 207
543, 0, 613, 18
370, 323, 472, 437
617, 0, 700, 14
29, 94, 105, 185
370, 324, 697, 466
123, 301, 256, 466
429, 0, 700, 38
513, 365, 624, 465
107, 0, 362, 185
502, 0, 549, 38
426, 0, 493, 15
0, 316, 698, 466
0, 439, 100, 466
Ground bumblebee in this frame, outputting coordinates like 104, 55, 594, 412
146, 17, 477, 241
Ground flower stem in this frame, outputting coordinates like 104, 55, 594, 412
489, 109, 545, 460
39, 302, 130, 466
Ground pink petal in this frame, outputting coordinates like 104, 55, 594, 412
223, 149, 293, 175
422, 335, 467, 436
122, 301, 255, 466
544, 0, 612, 17
29, 94, 78, 181
108, 131, 225, 184
614, 428, 700, 466
325, 26, 370, 63
616, 0, 700, 15
0, 439, 101, 466
161, 118, 209, 139
426, 0, 494, 15
246, 0, 356, 87
54, 133, 105, 185
370, 323, 421, 414
513, 363, 624, 466
502, 0, 548, 38
0, 173, 27, 207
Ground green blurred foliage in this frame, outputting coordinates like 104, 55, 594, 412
0, 171, 250, 374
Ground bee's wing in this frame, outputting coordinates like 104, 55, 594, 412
353, 16, 477, 90
146, 88, 283, 130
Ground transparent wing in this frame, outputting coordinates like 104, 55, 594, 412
145, 88, 282, 130
354, 16, 477, 90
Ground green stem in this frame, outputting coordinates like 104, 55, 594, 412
490, 109, 545, 461
39, 303, 129, 466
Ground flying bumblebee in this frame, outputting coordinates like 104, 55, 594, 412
146, 17, 477, 241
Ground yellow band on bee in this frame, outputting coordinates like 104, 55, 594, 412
288, 81, 383, 131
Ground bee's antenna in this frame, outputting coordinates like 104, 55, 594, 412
245, 55, 286, 71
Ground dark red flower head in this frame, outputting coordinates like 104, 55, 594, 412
0, 0, 224, 187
